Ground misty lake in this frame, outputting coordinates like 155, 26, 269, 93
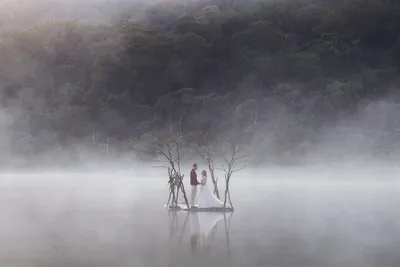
0, 165, 399, 267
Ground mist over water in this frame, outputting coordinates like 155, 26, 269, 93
0, 0, 400, 266
0, 165, 399, 267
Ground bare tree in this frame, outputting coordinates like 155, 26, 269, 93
197, 144, 220, 199
220, 140, 246, 208
142, 134, 190, 209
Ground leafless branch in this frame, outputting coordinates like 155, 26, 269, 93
140, 134, 190, 209
232, 164, 247, 173
220, 139, 247, 208
196, 144, 221, 199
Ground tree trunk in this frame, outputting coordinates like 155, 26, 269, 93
92, 124, 96, 145
179, 176, 190, 209
223, 177, 229, 207
106, 139, 109, 156
227, 188, 233, 208
166, 191, 172, 206
171, 187, 176, 206
175, 185, 180, 206
210, 169, 220, 199
254, 106, 258, 124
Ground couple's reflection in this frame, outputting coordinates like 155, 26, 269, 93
189, 212, 230, 254
168, 211, 232, 262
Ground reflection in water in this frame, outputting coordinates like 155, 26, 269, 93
1, 175, 400, 267
168, 211, 232, 266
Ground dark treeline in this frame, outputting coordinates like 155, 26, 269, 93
1, 0, 400, 163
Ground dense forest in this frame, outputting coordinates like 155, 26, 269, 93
1, 0, 400, 165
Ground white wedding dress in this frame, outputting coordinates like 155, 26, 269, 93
196, 175, 226, 208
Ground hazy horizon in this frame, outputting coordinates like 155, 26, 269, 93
0, 1, 399, 266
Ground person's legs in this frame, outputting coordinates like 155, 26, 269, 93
191, 185, 197, 207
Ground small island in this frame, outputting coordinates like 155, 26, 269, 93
167, 204, 234, 213
140, 135, 245, 212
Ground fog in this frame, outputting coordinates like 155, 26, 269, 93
1, 81, 400, 267
0, 0, 400, 266
1, 97, 400, 169
0, 0, 150, 36
0, 168, 399, 267
1, 91, 399, 266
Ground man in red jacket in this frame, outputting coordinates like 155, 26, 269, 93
190, 163, 200, 207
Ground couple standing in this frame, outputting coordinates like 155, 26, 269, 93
189, 163, 225, 208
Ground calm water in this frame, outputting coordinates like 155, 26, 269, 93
0, 169, 399, 267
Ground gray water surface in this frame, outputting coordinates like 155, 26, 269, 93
0, 170, 399, 267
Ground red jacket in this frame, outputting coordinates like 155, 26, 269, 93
190, 168, 199, 185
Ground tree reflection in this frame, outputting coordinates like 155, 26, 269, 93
167, 211, 232, 267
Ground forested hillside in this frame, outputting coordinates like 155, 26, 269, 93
1, 0, 400, 164
0, 0, 149, 36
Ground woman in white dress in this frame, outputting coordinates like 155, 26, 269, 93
197, 170, 226, 208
